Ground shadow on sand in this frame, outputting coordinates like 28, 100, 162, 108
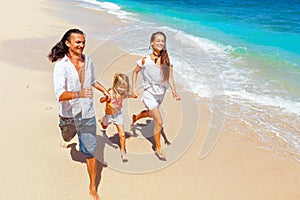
131, 119, 171, 151
66, 133, 117, 190
104, 131, 132, 149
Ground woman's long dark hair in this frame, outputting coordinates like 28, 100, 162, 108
47, 28, 84, 63
150, 31, 170, 82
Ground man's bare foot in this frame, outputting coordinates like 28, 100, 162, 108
90, 187, 101, 200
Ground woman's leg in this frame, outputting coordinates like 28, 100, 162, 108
132, 110, 149, 125
149, 107, 166, 160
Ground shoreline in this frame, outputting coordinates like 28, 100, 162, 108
1, 0, 300, 199
69, 0, 300, 164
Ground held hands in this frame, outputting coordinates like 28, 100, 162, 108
103, 91, 111, 102
131, 89, 138, 98
172, 91, 181, 101
99, 95, 111, 103
130, 94, 138, 98
99, 91, 111, 103
99, 96, 107, 103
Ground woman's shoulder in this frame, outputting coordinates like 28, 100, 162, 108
142, 55, 149, 65
137, 55, 150, 67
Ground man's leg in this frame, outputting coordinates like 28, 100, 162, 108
86, 157, 100, 200
78, 117, 100, 200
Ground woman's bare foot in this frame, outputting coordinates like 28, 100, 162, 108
90, 187, 101, 200
155, 149, 167, 161
120, 150, 128, 162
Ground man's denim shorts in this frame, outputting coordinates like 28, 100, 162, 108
75, 116, 97, 158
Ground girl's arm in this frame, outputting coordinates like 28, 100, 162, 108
132, 65, 142, 97
169, 65, 181, 101
99, 96, 107, 103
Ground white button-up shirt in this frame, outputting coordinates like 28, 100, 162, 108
53, 55, 96, 119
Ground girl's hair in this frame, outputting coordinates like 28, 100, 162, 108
47, 28, 84, 63
150, 31, 170, 81
112, 73, 130, 94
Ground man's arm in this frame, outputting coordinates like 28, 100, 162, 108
93, 81, 110, 101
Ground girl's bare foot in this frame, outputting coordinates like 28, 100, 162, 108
98, 119, 107, 129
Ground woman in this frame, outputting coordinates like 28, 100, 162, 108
131, 31, 181, 161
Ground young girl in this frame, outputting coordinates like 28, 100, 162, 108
99, 73, 134, 162
131, 31, 181, 161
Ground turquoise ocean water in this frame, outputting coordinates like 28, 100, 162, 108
73, 0, 300, 162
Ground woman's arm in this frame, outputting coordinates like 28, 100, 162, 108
132, 65, 142, 97
168, 65, 181, 101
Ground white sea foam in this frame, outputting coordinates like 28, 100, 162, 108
172, 30, 235, 54
225, 90, 300, 115
74, 0, 300, 162
73, 0, 137, 21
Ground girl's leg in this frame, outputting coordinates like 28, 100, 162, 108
116, 124, 126, 151
116, 124, 128, 162
98, 116, 108, 129
149, 107, 166, 160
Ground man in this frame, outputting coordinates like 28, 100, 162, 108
48, 28, 109, 200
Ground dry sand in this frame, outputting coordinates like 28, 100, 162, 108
0, 0, 299, 199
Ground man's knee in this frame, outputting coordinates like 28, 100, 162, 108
79, 133, 97, 158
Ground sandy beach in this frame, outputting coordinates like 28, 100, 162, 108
1, 0, 300, 199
